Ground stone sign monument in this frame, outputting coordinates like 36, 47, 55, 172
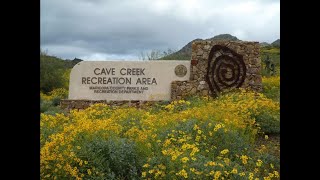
61, 40, 262, 109
171, 40, 262, 100
68, 61, 190, 101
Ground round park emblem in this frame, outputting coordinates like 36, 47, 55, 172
174, 64, 187, 77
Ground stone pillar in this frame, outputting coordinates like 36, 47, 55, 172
171, 40, 262, 100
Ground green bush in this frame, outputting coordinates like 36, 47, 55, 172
50, 88, 68, 106
74, 136, 145, 180
43, 106, 66, 115
40, 55, 72, 93
40, 100, 53, 113
255, 111, 280, 135
262, 76, 280, 102
40, 98, 66, 115
40, 88, 68, 114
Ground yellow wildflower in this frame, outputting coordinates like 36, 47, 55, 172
190, 147, 199, 156
158, 164, 166, 170
249, 172, 254, 180
162, 150, 168, 155
181, 157, 189, 163
268, 173, 274, 178
176, 169, 188, 178
148, 169, 154, 174
224, 158, 230, 165
143, 164, 150, 168
231, 168, 237, 174
87, 169, 92, 175
214, 171, 221, 179
240, 155, 248, 164
195, 135, 201, 142
171, 155, 178, 161
270, 163, 274, 169
220, 149, 229, 155
163, 139, 171, 147
256, 159, 263, 167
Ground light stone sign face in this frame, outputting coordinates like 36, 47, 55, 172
69, 60, 191, 101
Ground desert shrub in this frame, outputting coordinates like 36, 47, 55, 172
262, 76, 280, 102
40, 88, 68, 114
40, 55, 67, 92
41, 84, 280, 179
40, 99, 65, 115
72, 136, 145, 180
40, 113, 71, 146
40, 54, 74, 93
254, 111, 280, 135
49, 88, 68, 106
40, 99, 53, 113
43, 106, 66, 115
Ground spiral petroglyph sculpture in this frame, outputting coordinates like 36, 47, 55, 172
206, 45, 246, 96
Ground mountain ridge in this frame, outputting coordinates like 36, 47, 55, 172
161, 34, 279, 60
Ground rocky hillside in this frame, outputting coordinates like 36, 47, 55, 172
271, 39, 280, 47
40, 54, 83, 92
160, 34, 239, 60
260, 42, 270, 47
161, 34, 279, 60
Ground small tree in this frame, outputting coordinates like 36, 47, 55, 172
40, 48, 48, 56
139, 51, 147, 61
147, 50, 162, 60
139, 48, 176, 60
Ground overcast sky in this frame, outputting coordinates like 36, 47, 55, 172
40, 0, 280, 61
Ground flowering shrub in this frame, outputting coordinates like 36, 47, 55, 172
41, 85, 280, 179
40, 88, 68, 114
42, 88, 68, 105
262, 76, 280, 101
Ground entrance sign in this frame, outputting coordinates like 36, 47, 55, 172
69, 61, 190, 101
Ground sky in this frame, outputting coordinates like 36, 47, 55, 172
40, 0, 280, 61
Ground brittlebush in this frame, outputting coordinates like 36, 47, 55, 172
41, 87, 279, 179
262, 76, 280, 101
